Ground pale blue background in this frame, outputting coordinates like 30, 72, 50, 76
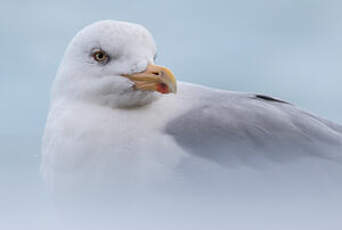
0, 0, 342, 228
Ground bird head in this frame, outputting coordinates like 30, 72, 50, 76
52, 20, 177, 108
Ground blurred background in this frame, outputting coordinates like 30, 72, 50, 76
1, 0, 342, 229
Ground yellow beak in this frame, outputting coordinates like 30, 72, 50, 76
121, 64, 177, 94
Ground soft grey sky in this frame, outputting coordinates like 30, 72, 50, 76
0, 0, 342, 228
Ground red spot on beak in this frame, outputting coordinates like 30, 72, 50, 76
156, 83, 169, 94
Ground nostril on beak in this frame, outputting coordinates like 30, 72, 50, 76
152, 71, 162, 76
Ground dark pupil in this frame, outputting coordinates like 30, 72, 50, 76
97, 53, 104, 59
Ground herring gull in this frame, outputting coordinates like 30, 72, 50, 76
41, 20, 342, 196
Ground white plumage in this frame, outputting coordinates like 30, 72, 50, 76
42, 20, 342, 208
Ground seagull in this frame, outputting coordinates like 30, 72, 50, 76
42, 20, 342, 199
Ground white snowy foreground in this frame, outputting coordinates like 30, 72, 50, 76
37, 20, 342, 229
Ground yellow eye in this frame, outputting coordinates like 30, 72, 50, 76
93, 50, 108, 63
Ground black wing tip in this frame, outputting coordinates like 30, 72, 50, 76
253, 94, 291, 104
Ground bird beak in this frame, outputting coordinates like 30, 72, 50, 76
121, 64, 177, 94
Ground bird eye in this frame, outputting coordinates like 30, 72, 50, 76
93, 50, 109, 63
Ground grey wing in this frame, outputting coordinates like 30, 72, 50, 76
165, 93, 342, 166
